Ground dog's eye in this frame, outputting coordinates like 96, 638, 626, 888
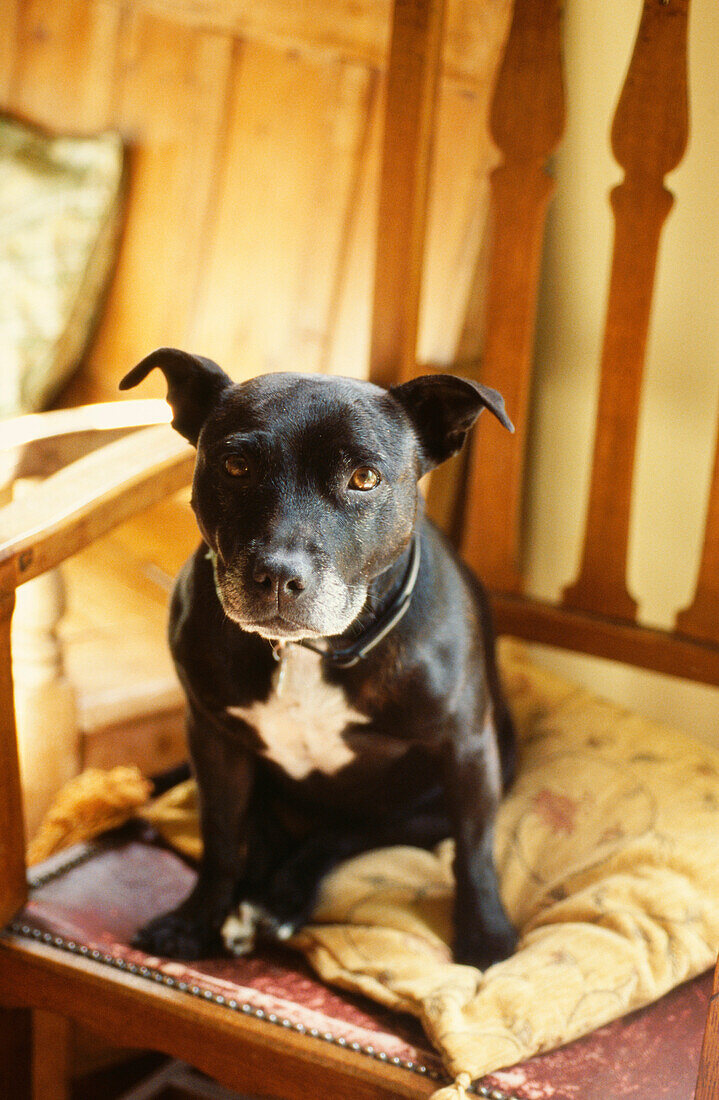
223, 455, 251, 482
348, 467, 380, 491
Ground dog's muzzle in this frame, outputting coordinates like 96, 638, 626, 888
208, 548, 365, 640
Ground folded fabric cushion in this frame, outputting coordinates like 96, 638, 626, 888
139, 640, 719, 1094
0, 115, 125, 417
25, 640, 719, 1096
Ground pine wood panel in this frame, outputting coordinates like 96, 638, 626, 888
0, 0, 510, 401
0, 0, 20, 105
82, 704, 185, 774
367, 0, 512, 388
103, 0, 511, 88
108, 0, 393, 70
189, 42, 376, 379
327, 18, 512, 380
419, 80, 500, 368
5, 0, 121, 134
59, 495, 195, 752
563, 0, 690, 621
460, 0, 565, 592
84, 11, 234, 398
323, 70, 383, 379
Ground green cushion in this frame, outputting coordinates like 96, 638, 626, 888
0, 116, 126, 418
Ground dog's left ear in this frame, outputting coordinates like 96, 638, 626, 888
391, 374, 513, 473
119, 347, 233, 445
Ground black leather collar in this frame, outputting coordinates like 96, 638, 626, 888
295, 536, 421, 670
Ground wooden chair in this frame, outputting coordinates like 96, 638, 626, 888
1, 0, 718, 1096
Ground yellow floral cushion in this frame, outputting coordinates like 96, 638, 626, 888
288, 641, 719, 1090
53, 640, 719, 1096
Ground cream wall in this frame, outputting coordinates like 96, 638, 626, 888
523, 0, 719, 745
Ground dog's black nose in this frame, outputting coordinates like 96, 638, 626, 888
251, 552, 309, 599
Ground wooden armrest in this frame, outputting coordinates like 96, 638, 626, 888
0, 423, 194, 590
0, 420, 193, 923
0, 399, 174, 487
1, 399, 172, 451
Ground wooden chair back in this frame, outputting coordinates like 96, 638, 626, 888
371, 0, 718, 689
370, 4, 717, 1092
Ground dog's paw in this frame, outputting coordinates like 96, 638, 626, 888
453, 918, 518, 970
132, 908, 222, 960
221, 901, 299, 956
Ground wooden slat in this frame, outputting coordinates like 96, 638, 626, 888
675, 432, 719, 644
492, 592, 719, 689
369, 0, 446, 387
563, 0, 690, 621
460, 0, 564, 591
1, 401, 170, 451
0, 562, 26, 927
695, 961, 719, 1100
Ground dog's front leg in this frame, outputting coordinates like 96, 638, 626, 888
444, 716, 517, 969
133, 707, 253, 959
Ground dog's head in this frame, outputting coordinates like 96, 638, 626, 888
121, 348, 512, 640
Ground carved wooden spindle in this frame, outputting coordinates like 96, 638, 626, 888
460, 0, 565, 593
675, 429, 719, 642
563, 0, 690, 620
0, 561, 26, 926
369, 0, 446, 387
11, 480, 80, 841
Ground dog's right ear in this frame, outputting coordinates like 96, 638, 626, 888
391, 373, 513, 475
119, 347, 233, 446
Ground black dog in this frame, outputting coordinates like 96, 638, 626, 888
120, 348, 517, 968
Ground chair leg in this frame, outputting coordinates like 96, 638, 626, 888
0, 1006, 32, 1099
695, 962, 719, 1100
31, 1010, 72, 1100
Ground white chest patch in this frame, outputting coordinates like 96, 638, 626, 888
225, 646, 369, 780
